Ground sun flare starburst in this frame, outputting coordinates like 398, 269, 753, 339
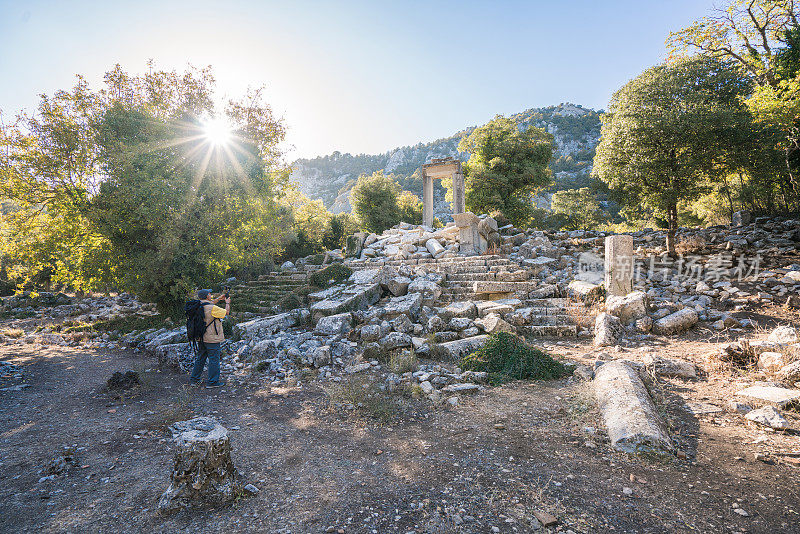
203, 117, 231, 146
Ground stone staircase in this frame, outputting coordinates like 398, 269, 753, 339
350, 255, 585, 337
232, 267, 323, 314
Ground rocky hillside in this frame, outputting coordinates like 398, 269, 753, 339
290, 103, 601, 218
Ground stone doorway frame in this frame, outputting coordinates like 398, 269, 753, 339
420, 158, 465, 227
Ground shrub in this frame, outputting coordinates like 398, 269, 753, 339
459, 332, 570, 385
390, 350, 418, 374
306, 254, 326, 266
310, 263, 352, 288
363, 343, 390, 363
276, 292, 304, 311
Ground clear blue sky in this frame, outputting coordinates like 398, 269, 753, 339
0, 0, 716, 160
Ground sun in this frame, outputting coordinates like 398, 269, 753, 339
202, 117, 231, 146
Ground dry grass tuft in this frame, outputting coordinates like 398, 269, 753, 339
324, 375, 401, 423
0, 328, 24, 339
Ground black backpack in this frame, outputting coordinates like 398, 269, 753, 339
184, 299, 211, 352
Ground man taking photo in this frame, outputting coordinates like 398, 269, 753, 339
189, 289, 230, 389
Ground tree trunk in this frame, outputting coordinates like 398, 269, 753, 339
666, 203, 678, 258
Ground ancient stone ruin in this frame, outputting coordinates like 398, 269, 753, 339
421, 158, 465, 227
158, 417, 240, 513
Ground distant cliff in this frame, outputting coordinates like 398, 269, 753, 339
290, 103, 601, 219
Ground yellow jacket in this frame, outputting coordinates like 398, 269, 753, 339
201, 301, 227, 344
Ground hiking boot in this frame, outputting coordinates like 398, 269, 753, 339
189, 381, 202, 388
205, 382, 226, 389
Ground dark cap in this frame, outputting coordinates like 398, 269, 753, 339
197, 289, 212, 300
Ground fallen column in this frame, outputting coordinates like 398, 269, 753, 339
593, 361, 673, 455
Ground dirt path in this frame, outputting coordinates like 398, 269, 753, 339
1, 340, 799, 533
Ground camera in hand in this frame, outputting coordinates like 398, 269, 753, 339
224, 285, 231, 299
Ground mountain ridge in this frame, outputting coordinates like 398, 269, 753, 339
290, 103, 602, 219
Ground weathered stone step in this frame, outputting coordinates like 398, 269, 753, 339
473, 281, 540, 294
526, 315, 574, 326
446, 272, 529, 282
350, 256, 515, 269
525, 298, 572, 307
523, 306, 584, 315
258, 273, 310, 281
519, 324, 578, 337
240, 280, 306, 287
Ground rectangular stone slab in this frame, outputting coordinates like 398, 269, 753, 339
472, 281, 539, 294
736, 385, 800, 408
436, 335, 488, 360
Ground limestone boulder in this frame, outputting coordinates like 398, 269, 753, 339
407, 279, 442, 306
642, 354, 696, 379
391, 314, 414, 334
312, 346, 332, 368
448, 317, 473, 331
568, 280, 603, 302
234, 313, 297, 340
360, 324, 381, 342
745, 405, 789, 430
380, 332, 412, 350
426, 315, 445, 332
777, 361, 800, 382
757, 352, 787, 373
441, 301, 478, 321
606, 291, 647, 324
652, 309, 698, 335
310, 284, 381, 322
314, 312, 352, 336
594, 312, 621, 347
433, 335, 488, 360
767, 325, 798, 345
349, 269, 383, 285
474, 313, 515, 334
382, 292, 423, 321
386, 276, 411, 297
425, 238, 445, 257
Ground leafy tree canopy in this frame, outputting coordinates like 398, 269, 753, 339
593, 55, 757, 255
668, 0, 800, 203
550, 187, 605, 230
350, 171, 402, 233
457, 116, 553, 226
0, 63, 291, 313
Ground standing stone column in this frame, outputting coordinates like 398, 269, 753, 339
605, 235, 634, 297
422, 173, 434, 227
452, 172, 465, 216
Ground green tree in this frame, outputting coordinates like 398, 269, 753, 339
350, 171, 402, 233
457, 116, 553, 226
322, 212, 359, 250
397, 191, 423, 224
667, 0, 800, 206
593, 56, 755, 255
0, 64, 290, 312
550, 188, 605, 230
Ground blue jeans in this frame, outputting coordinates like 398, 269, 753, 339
190, 342, 222, 385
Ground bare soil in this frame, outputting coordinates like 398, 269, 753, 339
1, 328, 800, 533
